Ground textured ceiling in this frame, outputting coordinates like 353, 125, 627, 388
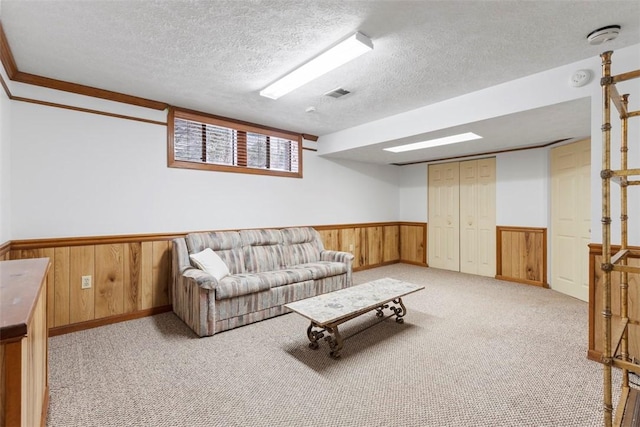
1, 1, 639, 164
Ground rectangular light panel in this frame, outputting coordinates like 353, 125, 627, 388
260, 32, 373, 100
384, 132, 483, 153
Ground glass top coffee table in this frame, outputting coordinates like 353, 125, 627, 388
285, 278, 424, 359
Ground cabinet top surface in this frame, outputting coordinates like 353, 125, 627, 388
0, 258, 50, 341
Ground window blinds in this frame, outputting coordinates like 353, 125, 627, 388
173, 118, 299, 174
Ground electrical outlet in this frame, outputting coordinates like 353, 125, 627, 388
349, 244, 354, 251
81, 275, 92, 289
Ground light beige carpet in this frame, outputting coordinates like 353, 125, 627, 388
46, 264, 615, 426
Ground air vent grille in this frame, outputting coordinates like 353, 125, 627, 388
324, 88, 351, 98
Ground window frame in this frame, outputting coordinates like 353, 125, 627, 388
167, 107, 303, 178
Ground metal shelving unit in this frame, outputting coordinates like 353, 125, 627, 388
600, 50, 640, 427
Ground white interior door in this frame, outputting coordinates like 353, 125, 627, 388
460, 160, 478, 274
551, 139, 591, 301
460, 158, 496, 277
428, 162, 460, 271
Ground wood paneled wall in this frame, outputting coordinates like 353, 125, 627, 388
5, 222, 427, 335
589, 244, 640, 362
399, 223, 427, 266
315, 222, 426, 269
0, 242, 9, 261
496, 226, 547, 287
9, 238, 175, 335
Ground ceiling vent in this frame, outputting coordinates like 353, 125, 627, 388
324, 87, 351, 98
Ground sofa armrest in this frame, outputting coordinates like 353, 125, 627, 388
320, 250, 354, 264
182, 267, 219, 290
321, 250, 354, 287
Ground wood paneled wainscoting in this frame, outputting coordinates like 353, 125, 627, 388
589, 244, 640, 362
5, 222, 427, 336
9, 235, 177, 336
316, 222, 427, 269
0, 242, 9, 261
495, 226, 547, 287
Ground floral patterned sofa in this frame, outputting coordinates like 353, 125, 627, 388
171, 227, 354, 337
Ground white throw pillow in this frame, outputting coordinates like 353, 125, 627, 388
189, 248, 230, 281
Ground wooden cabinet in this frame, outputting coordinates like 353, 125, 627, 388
0, 258, 50, 427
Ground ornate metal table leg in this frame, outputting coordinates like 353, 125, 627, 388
375, 303, 389, 318
325, 325, 344, 359
307, 322, 324, 350
389, 298, 407, 323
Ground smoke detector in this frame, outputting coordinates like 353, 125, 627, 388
570, 69, 592, 87
587, 25, 621, 45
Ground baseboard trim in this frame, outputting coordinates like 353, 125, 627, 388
495, 275, 548, 288
354, 260, 428, 270
588, 349, 603, 363
353, 260, 399, 272
399, 259, 428, 267
49, 305, 172, 336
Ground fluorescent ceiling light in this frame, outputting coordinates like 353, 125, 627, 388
260, 32, 373, 100
384, 132, 483, 153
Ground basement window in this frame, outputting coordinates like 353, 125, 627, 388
168, 108, 302, 178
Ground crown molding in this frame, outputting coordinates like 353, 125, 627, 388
0, 20, 167, 111
0, 21, 18, 79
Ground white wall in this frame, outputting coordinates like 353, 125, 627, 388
9, 99, 399, 239
0, 71, 11, 243
6, 43, 639, 242
496, 148, 549, 227
398, 163, 427, 222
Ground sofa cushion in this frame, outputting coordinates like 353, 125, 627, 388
280, 227, 321, 245
243, 245, 286, 273
216, 274, 266, 300
256, 268, 314, 289
292, 261, 348, 279
215, 249, 246, 275
215, 269, 314, 300
189, 248, 230, 281
186, 231, 245, 274
240, 229, 286, 273
240, 229, 283, 246
186, 231, 242, 252
281, 227, 323, 266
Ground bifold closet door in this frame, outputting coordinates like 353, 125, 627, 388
428, 162, 460, 271
459, 158, 496, 277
